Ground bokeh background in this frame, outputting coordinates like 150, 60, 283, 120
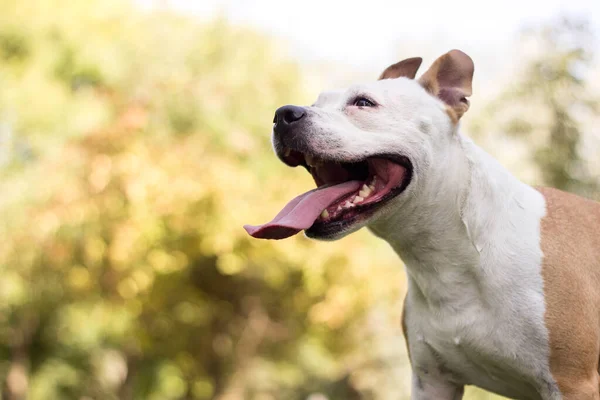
0, 0, 599, 399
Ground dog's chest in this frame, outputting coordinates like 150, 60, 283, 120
404, 272, 552, 400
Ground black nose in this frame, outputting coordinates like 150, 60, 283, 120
273, 105, 306, 126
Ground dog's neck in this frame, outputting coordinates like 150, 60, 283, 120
369, 132, 542, 308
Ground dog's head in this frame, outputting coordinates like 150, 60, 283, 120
244, 50, 474, 241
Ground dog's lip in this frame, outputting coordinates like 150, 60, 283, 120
278, 146, 405, 169
277, 147, 306, 167
277, 144, 370, 169
277, 145, 412, 192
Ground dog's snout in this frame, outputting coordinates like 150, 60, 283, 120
274, 105, 306, 126
272, 105, 309, 151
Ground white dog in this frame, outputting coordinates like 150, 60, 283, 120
245, 50, 600, 400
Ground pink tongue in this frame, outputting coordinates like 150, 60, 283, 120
244, 180, 362, 239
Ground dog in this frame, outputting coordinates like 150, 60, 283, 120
244, 50, 600, 400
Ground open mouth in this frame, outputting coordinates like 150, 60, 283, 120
244, 149, 413, 240
300, 152, 412, 235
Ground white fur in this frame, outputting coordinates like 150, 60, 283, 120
300, 78, 562, 399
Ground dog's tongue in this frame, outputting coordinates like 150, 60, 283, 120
244, 180, 362, 240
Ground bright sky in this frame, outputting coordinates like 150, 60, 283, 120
145, 0, 600, 75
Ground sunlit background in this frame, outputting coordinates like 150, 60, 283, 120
0, 0, 598, 399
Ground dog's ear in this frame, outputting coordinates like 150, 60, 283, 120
418, 49, 474, 121
378, 57, 423, 80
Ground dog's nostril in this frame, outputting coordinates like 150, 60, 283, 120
274, 105, 306, 126
283, 108, 305, 124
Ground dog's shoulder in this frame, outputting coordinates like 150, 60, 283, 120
536, 186, 600, 238
536, 186, 600, 266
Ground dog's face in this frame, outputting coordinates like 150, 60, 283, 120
245, 50, 474, 241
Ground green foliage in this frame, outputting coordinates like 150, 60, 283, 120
473, 17, 599, 198
0, 1, 412, 399
0, 30, 29, 62
1, 1, 592, 399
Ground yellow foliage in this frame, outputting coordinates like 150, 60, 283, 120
0, 1, 510, 399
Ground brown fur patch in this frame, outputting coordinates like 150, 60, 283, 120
378, 57, 423, 80
537, 187, 600, 397
418, 50, 473, 122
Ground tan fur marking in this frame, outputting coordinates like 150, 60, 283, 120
538, 187, 600, 397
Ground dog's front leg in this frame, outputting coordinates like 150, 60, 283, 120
410, 372, 464, 400
403, 302, 464, 399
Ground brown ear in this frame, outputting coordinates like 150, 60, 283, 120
378, 57, 423, 80
418, 49, 474, 121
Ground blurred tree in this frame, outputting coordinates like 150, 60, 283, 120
471, 17, 599, 198
0, 1, 409, 399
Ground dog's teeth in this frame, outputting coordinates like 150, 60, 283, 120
368, 177, 377, 192
283, 148, 291, 157
359, 185, 371, 198
337, 205, 342, 211
353, 196, 364, 204
320, 209, 329, 219
343, 201, 354, 209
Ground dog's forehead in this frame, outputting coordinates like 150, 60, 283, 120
313, 83, 383, 108
313, 89, 345, 107
312, 79, 424, 109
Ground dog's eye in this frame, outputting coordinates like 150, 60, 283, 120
353, 98, 376, 107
